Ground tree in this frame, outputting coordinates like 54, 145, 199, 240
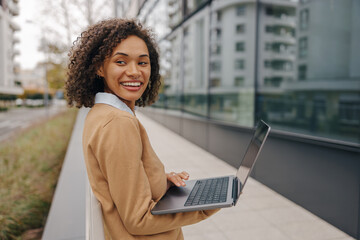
47, 63, 67, 90
32, 0, 114, 90
37, 39, 68, 90
37, 0, 115, 49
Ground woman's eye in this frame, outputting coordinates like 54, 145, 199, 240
117, 61, 126, 65
139, 62, 148, 65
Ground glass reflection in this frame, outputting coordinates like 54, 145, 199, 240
140, 0, 359, 144
209, 2, 255, 126
164, 33, 182, 110
183, 17, 208, 116
258, 0, 360, 142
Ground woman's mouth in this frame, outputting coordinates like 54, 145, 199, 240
120, 81, 143, 91
121, 82, 142, 87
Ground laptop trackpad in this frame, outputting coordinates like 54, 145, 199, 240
153, 180, 196, 212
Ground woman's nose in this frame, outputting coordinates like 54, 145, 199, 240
125, 62, 141, 78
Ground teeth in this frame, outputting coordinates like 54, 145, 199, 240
121, 82, 141, 87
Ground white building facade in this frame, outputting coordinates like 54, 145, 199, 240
0, 0, 22, 96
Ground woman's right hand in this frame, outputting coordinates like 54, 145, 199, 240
166, 171, 190, 189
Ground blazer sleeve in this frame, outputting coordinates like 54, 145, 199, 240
92, 115, 218, 236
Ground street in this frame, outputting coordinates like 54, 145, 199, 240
0, 103, 68, 142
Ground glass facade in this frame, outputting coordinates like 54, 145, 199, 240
140, 0, 360, 144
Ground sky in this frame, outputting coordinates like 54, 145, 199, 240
16, 0, 114, 70
16, 0, 44, 70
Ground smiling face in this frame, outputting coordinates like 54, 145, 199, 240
97, 35, 151, 110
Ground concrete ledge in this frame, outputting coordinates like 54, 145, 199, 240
42, 108, 89, 240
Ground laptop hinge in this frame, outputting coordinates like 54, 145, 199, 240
232, 177, 238, 205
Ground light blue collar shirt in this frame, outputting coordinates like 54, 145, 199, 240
94, 92, 135, 116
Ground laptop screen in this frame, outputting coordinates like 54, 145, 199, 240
236, 120, 270, 190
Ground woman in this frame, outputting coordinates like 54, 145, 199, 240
65, 19, 218, 239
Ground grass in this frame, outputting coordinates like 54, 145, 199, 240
0, 108, 78, 240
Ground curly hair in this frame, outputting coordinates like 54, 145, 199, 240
65, 18, 161, 108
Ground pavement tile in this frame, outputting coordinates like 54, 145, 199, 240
220, 199, 252, 213
183, 231, 229, 240
281, 219, 352, 240
223, 226, 290, 240
256, 205, 317, 226
182, 218, 222, 236
241, 182, 279, 198
211, 211, 272, 232
242, 193, 296, 211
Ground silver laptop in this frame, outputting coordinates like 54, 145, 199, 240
151, 120, 271, 215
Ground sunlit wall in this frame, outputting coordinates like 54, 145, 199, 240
138, 0, 360, 145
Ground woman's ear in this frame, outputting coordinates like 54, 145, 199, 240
97, 67, 104, 78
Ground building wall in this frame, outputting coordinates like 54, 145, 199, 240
298, 0, 351, 79
0, 0, 22, 95
349, 0, 360, 78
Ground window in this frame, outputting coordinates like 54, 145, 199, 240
264, 60, 271, 68
268, 60, 293, 71
236, 5, 246, 16
265, 6, 296, 18
184, 0, 207, 16
296, 95, 306, 119
211, 44, 221, 55
234, 77, 244, 86
299, 37, 308, 58
314, 98, 326, 116
264, 77, 283, 87
339, 101, 360, 125
300, 9, 309, 30
265, 26, 273, 33
210, 61, 221, 72
210, 78, 221, 87
216, 28, 222, 40
235, 59, 245, 70
236, 42, 245, 52
216, 11, 222, 22
236, 24, 245, 34
265, 43, 272, 51
298, 65, 307, 80
267, 25, 295, 37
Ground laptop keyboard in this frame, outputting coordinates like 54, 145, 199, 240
184, 177, 229, 206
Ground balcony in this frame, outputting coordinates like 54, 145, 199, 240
263, 15, 296, 28
263, 51, 296, 61
8, 1, 19, 16
9, 20, 20, 31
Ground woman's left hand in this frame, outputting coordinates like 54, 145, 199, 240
166, 171, 190, 189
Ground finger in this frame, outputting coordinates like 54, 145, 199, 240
181, 171, 190, 178
167, 172, 176, 180
182, 171, 189, 176
169, 174, 185, 187
167, 172, 179, 185
174, 175, 186, 186
178, 172, 189, 180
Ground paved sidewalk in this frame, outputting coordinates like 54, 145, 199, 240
0, 103, 67, 142
43, 108, 355, 240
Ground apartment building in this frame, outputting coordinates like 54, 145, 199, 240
0, 0, 22, 95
